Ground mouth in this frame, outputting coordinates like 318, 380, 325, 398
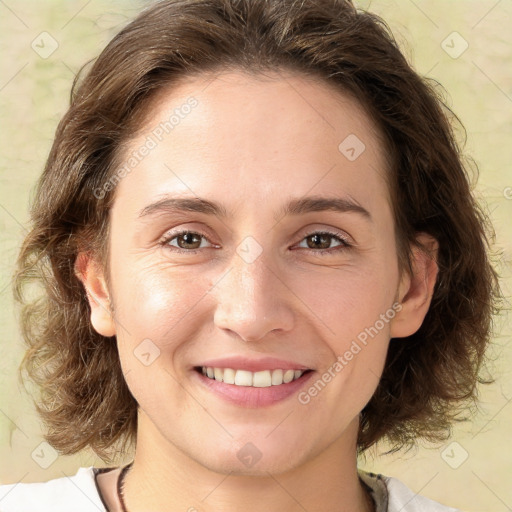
194, 366, 313, 387
192, 366, 315, 408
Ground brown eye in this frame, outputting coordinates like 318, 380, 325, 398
161, 230, 213, 253
175, 232, 203, 249
296, 231, 351, 255
306, 233, 333, 250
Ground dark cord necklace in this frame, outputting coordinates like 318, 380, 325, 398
117, 461, 134, 512
116, 461, 375, 512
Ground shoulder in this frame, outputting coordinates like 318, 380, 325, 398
384, 474, 462, 511
358, 469, 463, 512
0, 467, 107, 512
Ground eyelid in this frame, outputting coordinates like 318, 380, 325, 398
295, 222, 353, 244
301, 228, 352, 245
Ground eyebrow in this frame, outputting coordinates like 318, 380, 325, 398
138, 195, 372, 222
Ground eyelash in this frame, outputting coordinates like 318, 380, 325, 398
159, 229, 352, 256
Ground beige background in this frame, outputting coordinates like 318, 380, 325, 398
0, 1, 510, 510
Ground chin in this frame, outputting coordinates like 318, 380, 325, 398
193, 439, 308, 476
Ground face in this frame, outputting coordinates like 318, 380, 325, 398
86, 70, 413, 475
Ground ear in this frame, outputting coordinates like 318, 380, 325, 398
390, 232, 439, 338
74, 252, 116, 337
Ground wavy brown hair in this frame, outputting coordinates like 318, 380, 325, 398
14, 0, 501, 462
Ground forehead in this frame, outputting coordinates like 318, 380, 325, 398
113, 69, 390, 215
142, 69, 384, 154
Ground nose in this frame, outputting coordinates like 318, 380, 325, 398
212, 249, 295, 342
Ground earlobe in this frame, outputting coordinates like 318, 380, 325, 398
390, 233, 439, 338
74, 252, 116, 337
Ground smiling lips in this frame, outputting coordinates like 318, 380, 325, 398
194, 356, 312, 388
192, 356, 315, 407
199, 366, 309, 387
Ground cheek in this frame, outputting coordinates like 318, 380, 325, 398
291, 261, 397, 336
112, 265, 218, 405
111, 260, 216, 351
331, 268, 396, 372
291, 262, 396, 399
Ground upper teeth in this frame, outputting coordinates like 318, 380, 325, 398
201, 367, 306, 387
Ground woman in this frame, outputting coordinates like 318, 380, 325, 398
0, 0, 500, 510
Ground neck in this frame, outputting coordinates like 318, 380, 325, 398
121, 411, 372, 512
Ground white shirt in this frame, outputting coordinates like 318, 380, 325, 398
0, 467, 461, 511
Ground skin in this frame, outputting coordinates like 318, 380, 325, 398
76, 69, 438, 512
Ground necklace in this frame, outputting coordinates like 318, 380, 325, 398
117, 461, 134, 512
116, 462, 375, 512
